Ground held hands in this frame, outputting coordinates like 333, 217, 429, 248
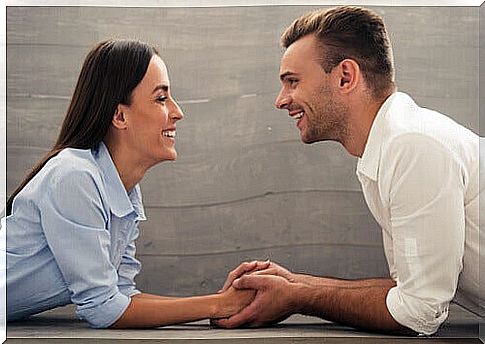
219, 260, 297, 293
215, 286, 256, 319
213, 260, 301, 328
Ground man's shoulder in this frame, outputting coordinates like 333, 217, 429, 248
382, 93, 478, 153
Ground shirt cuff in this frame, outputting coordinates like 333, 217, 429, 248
76, 291, 131, 328
386, 286, 449, 335
119, 285, 141, 298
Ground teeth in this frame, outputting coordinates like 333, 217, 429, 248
162, 130, 176, 138
291, 111, 304, 120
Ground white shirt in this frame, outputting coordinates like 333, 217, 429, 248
356, 92, 483, 335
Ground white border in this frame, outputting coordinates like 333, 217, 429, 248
1, 0, 6, 342
1, 1, 483, 344
4, 0, 485, 7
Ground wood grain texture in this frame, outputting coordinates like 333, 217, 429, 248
137, 191, 381, 256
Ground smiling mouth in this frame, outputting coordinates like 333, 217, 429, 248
162, 130, 176, 138
290, 111, 304, 120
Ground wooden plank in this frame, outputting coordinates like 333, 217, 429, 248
5, 304, 480, 343
7, 7, 477, 48
136, 190, 381, 256
7, 97, 67, 148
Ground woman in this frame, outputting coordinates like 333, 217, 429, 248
4, 39, 260, 328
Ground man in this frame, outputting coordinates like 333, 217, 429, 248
214, 6, 483, 335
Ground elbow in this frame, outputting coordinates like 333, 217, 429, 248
386, 287, 449, 335
75, 291, 132, 329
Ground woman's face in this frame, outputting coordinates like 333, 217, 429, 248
122, 55, 184, 165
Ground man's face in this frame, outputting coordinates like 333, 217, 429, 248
275, 34, 348, 144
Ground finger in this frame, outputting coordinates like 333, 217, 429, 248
214, 299, 260, 329
219, 260, 268, 292
210, 318, 225, 328
219, 261, 256, 292
233, 274, 269, 290
250, 267, 279, 276
255, 260, 271, 270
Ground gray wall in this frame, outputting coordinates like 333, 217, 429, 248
6, 6, 479, 296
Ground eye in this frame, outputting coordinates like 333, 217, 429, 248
156, 95, 167, 103
288, 78, 298, 86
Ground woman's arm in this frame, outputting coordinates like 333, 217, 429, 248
111, 287, 254, 328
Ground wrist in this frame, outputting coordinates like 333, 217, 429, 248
292, 273, 306, 284
292, 282, 317, 315
288, 282, 308, 314
208, 293, 222, 318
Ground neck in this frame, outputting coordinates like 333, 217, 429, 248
341, 91, 393, 157
103, 138, 150, 192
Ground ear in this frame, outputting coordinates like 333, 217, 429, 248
336, 59, 360, 94
112, 104, 128, 130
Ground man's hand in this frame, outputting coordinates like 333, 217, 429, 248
219, 260, 271, 293
213, 274, 301, 328
249, 261, 297, 282
219, 260, 297, 294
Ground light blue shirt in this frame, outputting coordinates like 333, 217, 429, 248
3, 142, 146, 328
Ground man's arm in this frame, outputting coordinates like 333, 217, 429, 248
215, 261, 413, 334
295, 277, 413, 333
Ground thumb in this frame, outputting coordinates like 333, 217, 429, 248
233, 274, 268, 290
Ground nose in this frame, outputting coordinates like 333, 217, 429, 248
275, 87, 290, 110
170, 99, 184, 122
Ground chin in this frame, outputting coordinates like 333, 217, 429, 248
158, 149, 178, 162
167, 150, 178, 161
300, 131, 313, 144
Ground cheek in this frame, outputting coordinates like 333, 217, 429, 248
158, 107, 170, 126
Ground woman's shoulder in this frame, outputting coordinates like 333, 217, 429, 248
41, 147, 103, 186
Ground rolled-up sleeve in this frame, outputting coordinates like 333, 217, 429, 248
117, 225, 142, 297
383, 134, 465, 335
39, 168, 131, 328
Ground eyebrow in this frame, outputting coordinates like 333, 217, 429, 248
279, 71, 298, 82
152, 84, 169, 94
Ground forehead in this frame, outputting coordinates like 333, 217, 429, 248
280, 34, 323, 74
138, 55, 169, 91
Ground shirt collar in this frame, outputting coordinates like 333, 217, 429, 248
356, 92, 399, 181
128, 184, 147, 221
94, 142, 146, 220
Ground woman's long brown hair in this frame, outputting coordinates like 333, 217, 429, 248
6, 39, 158, 215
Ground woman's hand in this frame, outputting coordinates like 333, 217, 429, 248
213, 286, 256, 319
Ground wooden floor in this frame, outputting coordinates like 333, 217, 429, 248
5, 302, 483, 343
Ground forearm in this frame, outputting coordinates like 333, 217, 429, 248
294, 279, 414, 334
294, 274, 395, 289
131, 292, 177, 300
111, 292, 220, 328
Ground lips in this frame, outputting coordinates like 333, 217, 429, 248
289, 110, 304, 120
289, 110, 305, 130
162, 129, 176, 138
162, 130, 176, 137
